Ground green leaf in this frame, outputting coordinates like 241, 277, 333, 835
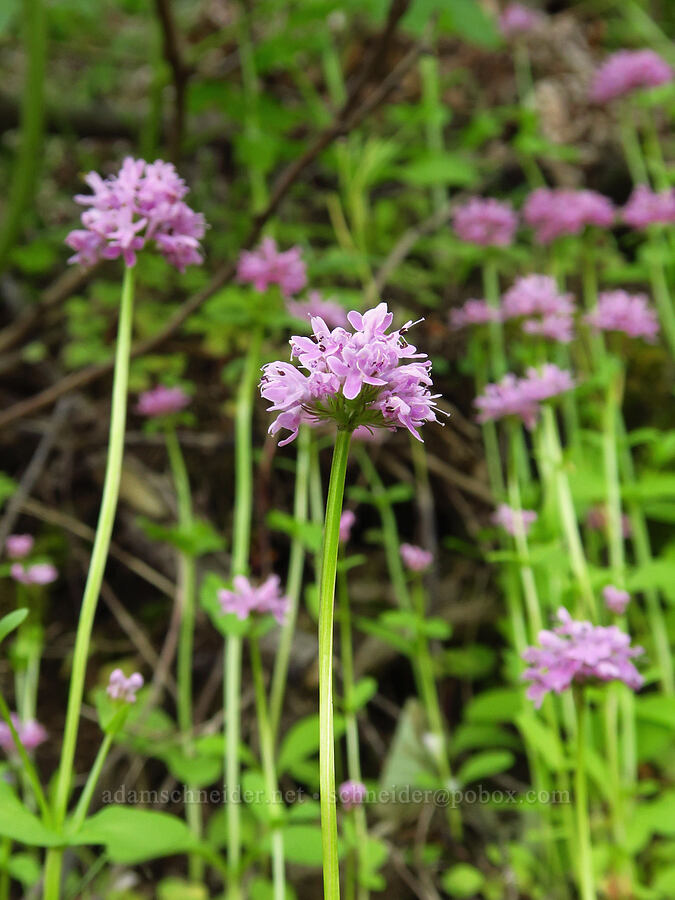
450, 723, 520, 757
278, 714, 346, 774
0, 608, 28, 645
199, 572, 250, 638
442, 645, 496, 679
465, 688, 524, 723
457, 750, 514, 786
0, 473, 17, 510
6, 852, 41, 887
164, 747, 222, 788
345, 677, 378, 713
138, 517, 225, 557
157, 878, 209, 900
398, 152, 478, 188
280, 824, 325, 865
0, 782, 61, 847
515, 714, 566, 771
441, 863, 486, 897
266, 510, 323, 552
72, 807, 197, 863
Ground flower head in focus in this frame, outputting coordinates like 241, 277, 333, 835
136, 385, 191, 418
522, 608, 643, 707
10, 563, 58, 586
339, 510, 356, 544
623, 185, 675, 228
498, 3, 544, 38
287, 291, 349, 328
260, 302, 440, 446
450, 299, 501, 330
502, 275, 575, 343
493, 503, 538, 536
591, 49, 672, 103
218, 574, 289, 625
238, 237, 307, 298
400, 543, 433, 572
475, 365, 574, 429
107, 669, 144, 703
453, 197, 518, 247
603, 585, 630, 616
66, 157, 205, 270
523, 188, 614, 244
584, 290, 659, 341
338, 780, 367, 810
5, 534, 34, 559
0, 714, 47, 754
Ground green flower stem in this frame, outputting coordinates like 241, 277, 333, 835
319, 428, 352, 900
0, 838, 9, 900
540, 407, 596, 618
309, 440, 326, 585
338, 569, 368, 900
69, 732, 113, 834
618, 102, 649, 185
420, 52, 446, 214
0, 693, 50, 824
0, 0, 47, 273
249, 635, 286, 900
270, 426, 311, 740
164, 426, 202, 878
482, 259, 507, 379
574, 694, 596, 900
648, 249, 675, 359
602, 368, 625, 585
226, 330, 262, 898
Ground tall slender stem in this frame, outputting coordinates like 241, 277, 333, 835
69, 732, 113, 833
482, 259, 507, 379
250, 635, 286, 900
226, 330, 262, 897
648, 249, 675, 359
318, 429, 352, 899
270, 426, 311, 740
574, 695, 596, 900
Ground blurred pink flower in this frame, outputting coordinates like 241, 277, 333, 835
0, 714, 47, 754
218, 574, 289, 625
286, 291, 348, 328
603, 585, 630, 616
591, 49, 672, 103
584, 290, 659, 341
339, 510, 356, 543
136, 385, 191, 417
400, 543, 433, 572
498, 3, 544, 38
237, 238, 307, 298
10, 563, 57, 586
5, 534, 34, 559
453, 197, 518, 247
107, 669, 144, 703
622, 184, 675, 228
450, 299, 501, 330
523, 188, 614, 243
493, 503, 537, 536
475, 365, 574, 429
502, 275, 575, 343
339, 780, 367, 810
586, 505, 632, 537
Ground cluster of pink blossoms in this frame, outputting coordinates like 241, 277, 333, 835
623, 185, 675, 228
107, 669, 144, 703
66, 158, 205, 270
287, 291, 348, 329
492, 503, 537, 536
603, 585, 631, 616
502, 275, 575, 343
590, 49, 672, 103
523, 188, 614, 243
453, 197, 518, 247
449, 299, 500, 330
522, 608, 643, 707
475, 364, 574, 429
0, 715, 47, 754
260, 303, 440, 446
237, 238, 307, 298
339, 510, 356, 543
218, 575, 289, 625
400, 543, 433, 572
339, 780, 368, 810
585, 290, 659, 341
11, 562, 58, 586
5, 534, 34, 559
136, 385, 191, 418
498, 3, 543, 39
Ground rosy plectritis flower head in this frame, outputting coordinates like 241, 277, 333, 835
502, 275, 575, 343
591, 49, 672, 103
287, 291, 348, 328
522, 608, 643, 707
339, 780, 368, 810
603, 585, 631, 616
475, 364, 574, 429
523, 188, 614, 243
10, 562, 58, 586
453, 197, 518, 247
260, 302, 440, 446
237, 238, 307, 298
136, 385, 191, 418
584, 290, 659, 341
5, 534, 34, 559
339, 510, 356, 544
400, 543, 433, 572
449, 299, 501, 330
498, 3, 543, 38
0, 714, 47, 754
623, 185, 675, 229
66, 157, 205, 270
218, 574, 289, 625
107, 669, 144, 703
492, 503, 538, 536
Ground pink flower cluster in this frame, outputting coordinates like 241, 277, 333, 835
0, 715, 47, 754
498, 3, 543, 38
453, 197, 518, 247
586, 505, 631, 538
475, 364, 575, 429
603, 585, 630, 616
136, 385, 191, 418
400, 543, 433, 572
260, 303, 440, 446
523, 188, 614, 243
591, 50, 672, 103
522, 608, 643, 707
449, 299, 500, 330
66, 157, 205, 270
218, 574, 289, 625
623, 185, 675, 228
11, 563, 57, 586
339, 780, 368, 810
492, 503, 538, 536
287, 291, 348, 328
584, 290, 659, 341
5, 534, 34, 559
107, 669, 144, 703
502, 275, 575, 343
339, 510, 356, 543
237, 238, 307, 298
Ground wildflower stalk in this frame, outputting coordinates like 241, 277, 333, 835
0, 693, 50, 825
618, 103, 649, 185
164, 425, 202, 878
574, 693, 596, 900
249, 634, 286, 900
482, 258, 507, 378
69, 732, 113, 834
337, 569, 369, 900
647, 246, 675, 359
270, 426, 312, 739
319, 428, 353, 899
226, 330, 262, 897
